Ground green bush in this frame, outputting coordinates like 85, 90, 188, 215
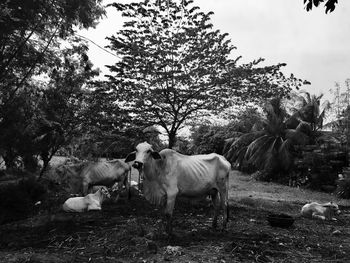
191, 124, 232, 154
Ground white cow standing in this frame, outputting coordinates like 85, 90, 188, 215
125, 142, 231, 234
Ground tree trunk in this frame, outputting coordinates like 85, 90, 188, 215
23, 154, 38, 173
168, 133, 177, 149
39, 159, 49, 180
38, 152, 48, 179
38, 150, 53, 180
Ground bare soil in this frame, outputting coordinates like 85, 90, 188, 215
1, 171, 350, 263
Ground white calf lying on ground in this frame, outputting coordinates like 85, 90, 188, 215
301, 202, 341, 221
62, 186, 111, 213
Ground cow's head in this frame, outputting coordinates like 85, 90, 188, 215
100, 186, 111, 199
125, 142, 161, 170
323, 202, 341, 215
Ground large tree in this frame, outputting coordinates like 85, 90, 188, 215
36, 42, 99, 175
0, 0, 105, 170
107, 0, 303, 148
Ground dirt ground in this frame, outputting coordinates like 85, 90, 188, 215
1, 170, 350, 263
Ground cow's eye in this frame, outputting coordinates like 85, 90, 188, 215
147, 150, 151, 153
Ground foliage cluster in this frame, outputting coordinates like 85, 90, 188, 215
189, 107, 262, 154
223, 91, 340, 183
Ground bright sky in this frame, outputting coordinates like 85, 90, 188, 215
79, 0, 350, 101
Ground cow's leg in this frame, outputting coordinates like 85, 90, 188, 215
211, 190, 220, 229
82, 181, 89, 196
312, 212, 326, 220
164, 188, 178, 235
111, 181, 122, 203
125, 173, 131, 200
218, 183, 229, 229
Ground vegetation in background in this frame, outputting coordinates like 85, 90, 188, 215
190, 107, 262, 155
327, 79, 350, 144
225, 97, 309, 179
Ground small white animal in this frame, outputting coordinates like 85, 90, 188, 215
301, 202, 341, 221
62, 186, 111, 213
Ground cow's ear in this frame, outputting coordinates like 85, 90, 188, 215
151, 151, 161, 159
125, 152, 136, 163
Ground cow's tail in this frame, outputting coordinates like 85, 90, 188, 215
127, 167, 131, 200
226, 169, 230, 222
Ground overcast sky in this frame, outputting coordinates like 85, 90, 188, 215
80, 0, 350, 101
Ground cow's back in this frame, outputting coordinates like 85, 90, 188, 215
82, 160, 129, 186
160, 150, 230, 196
301, 202, 325, 218
62, 197, 87, 212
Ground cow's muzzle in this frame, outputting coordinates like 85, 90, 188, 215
132, 161, 143, 169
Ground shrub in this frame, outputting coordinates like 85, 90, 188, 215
191, 124, 231, 154
0, 177, 47, 224
174, 136, 194, 155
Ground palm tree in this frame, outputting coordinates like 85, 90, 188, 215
224, 98, 309, 177
289, 91, 338, 146
290, 91, 330, 129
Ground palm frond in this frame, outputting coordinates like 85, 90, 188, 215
321, 99, 331, 112
285, 115, 300, 129
295, 121, 312, 136
224, 131, 264, 163
245, 136, 275, 169
278, 140, 293, 170
234, 146, 249, 169
315, 93, 324, 102
299, 90, 311, 104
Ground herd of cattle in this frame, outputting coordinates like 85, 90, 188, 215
55, 142, 341, 234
